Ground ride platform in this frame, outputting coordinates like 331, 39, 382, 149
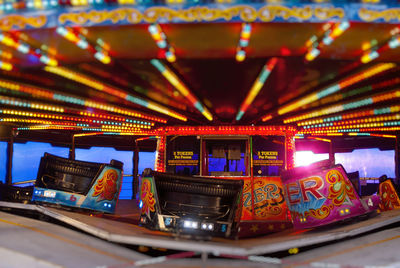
1, 200, 400, 256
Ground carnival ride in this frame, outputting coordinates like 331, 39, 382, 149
0, 0, 400, 265
139, 168, 244, 238
32, 153, 123, 213
282, 159, 380, 229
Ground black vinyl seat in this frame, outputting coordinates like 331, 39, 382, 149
36, 153, 119, 195
146, 169, 243, 220
140, 169, 244, 237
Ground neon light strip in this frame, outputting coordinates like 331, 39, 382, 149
0, 32, 57, 66
285, 88, 400, 123
17, 126, 79, 131
299, 132, 395, 138
16, 125, 153, 134
300, 127, 400, 134
0, 109, 153, 128
361, 50, 380, 64
151, 59, 213, 121
236, 23, 251, 62
301, 77, 400, 110
302, 114, 400, 129
1, 118, 145, 132
148, 24, 176, 63
0, 95, 65, 112
348, 133, 396, 138
0, 95, 162, 125
0, 50, 12, 60
360, 28, 400, 64
0, 83, 166, 123
78, 63, 187, 111
278, 61, 363, 106
303, 118, 400, 130
298, 104, 400, 126
278, 63, 396, 116
160, 125, 295, 136
57, 28, 184, 112
236, 57, 277, 121
307, 136, 331, 143
0, 118, 146, 131
0, 60, 13, 71
44, 66, 186, 121
56, 26, 111, 65
26, 0, 58, 9
305, 21, 350, 61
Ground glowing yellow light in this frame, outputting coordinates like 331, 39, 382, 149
236, 52, 245, 62
166, 53, 176, 63
0, 61, 13, 71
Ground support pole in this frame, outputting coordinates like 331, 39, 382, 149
395, 135, 400, 182
5, 134, 13, 185
69, 135, 75, 160
133, 141, 139, 199
329, 139, 335, 164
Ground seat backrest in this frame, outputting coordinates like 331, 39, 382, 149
150, 170, 243, 221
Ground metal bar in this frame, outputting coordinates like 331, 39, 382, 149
5, 134, 13, 185
133, 142, 139, 199
396, 135, 400, 181
69, 135, 75, 160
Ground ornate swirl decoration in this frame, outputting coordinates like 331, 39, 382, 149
314, 6, 344, 20
58, 5, 345, 25
59, 8, 143, 24
140, 179, 156, 216
0, 15, 47, 31
326, 169, 357, 207
359, 7, 400, 22
293, 168, 359, 222
305, 205, 330, 220
92, 169, 119, 201
255, 203, 282, 217
258, 5, 312, 22
379, 180, 400, 210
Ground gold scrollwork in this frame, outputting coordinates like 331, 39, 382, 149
0, 15, 47, 31
59, 8, 143, 25
305, 205, 330, 220
58, 5, 347, 25
143, 6, 257, 23
258, 5, 312, 22
314, 6, 344, 20
359, 7, 400, 22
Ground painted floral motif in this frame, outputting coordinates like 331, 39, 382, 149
140, 179, 156, 216
379, 180, 400, 211
92, 169, 119, 201
326, 169, 357, 207
305, 205, 331, 220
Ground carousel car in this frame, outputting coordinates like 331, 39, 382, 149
139, 168, 244, 238
378, 175, 400, 211
0, 182, 33, 204
32, 153, 123, 213
281, 159, 380, 229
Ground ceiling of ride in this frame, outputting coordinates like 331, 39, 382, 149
1, 1, 400, 145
